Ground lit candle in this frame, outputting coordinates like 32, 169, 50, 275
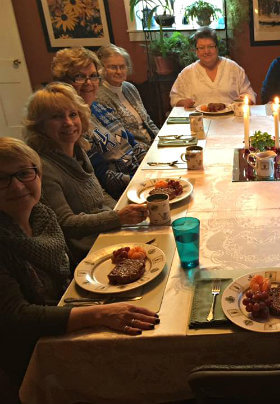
243, 96, 250, 149
273, 97, 279, 149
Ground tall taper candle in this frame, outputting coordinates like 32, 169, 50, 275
273, 97, 279, 149
243, 96, 249, 149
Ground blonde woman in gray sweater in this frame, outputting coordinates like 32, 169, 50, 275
24, 82, 148, 263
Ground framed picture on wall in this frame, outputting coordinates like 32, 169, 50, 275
37, 0, 114, 51
250, 0, 280, 46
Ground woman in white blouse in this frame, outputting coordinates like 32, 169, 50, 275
170, 27, 256, 109
96, 44, 159, 146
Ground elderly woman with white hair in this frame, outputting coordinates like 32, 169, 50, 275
96, 44, 159, 146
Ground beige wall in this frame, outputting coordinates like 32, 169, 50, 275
12, 1, 280, 104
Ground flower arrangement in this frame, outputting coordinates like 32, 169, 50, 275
249, 130, 275, 152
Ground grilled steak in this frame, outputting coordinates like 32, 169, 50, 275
149, 187, 176, 200
269, 286, 280, 316
108, 259, 145, 285
208, 103, 226, 112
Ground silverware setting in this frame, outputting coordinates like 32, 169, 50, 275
64, 296, 142, 305
207, 279, 221, 322
147, 161, 181, 167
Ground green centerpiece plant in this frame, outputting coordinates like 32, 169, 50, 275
249, 130, 275, 152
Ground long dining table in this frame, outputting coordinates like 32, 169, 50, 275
20, 105, 280, 404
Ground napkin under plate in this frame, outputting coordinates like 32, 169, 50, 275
189, 278, 232, 328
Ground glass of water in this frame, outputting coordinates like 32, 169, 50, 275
172, 217, 200, 269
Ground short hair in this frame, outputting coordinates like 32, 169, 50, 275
51, 47, 102, 81
97, 44, 133, 74
0, 137, 42, 175
23, 82, 91, 152
194, 27, 218, 47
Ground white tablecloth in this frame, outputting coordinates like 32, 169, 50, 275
20, 106, 280, 404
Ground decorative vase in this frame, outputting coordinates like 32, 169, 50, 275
196, 14, 211, 26
155, 14, 175, 27
154, 55, 175, 75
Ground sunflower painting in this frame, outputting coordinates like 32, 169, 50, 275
37, 0, 113, 50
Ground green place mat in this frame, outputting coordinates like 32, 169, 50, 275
189, 278, 232, 329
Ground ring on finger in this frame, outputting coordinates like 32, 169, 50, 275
131, 318, 136, 327
124, 325, 130, 333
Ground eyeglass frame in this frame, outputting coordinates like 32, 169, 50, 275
0, 167, 39, 190
196, 45, 217, 52
104, 64, 128, 72
70, 74, 102, 85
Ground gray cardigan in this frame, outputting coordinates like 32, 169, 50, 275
96, 81, 159, 146
40, 145, 121, 262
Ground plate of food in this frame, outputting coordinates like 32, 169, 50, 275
127, 178, 193, 205
196, 103, 233, 115
74, 243, 166, 294
221, 271, 280, 332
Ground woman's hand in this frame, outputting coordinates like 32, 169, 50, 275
94, 303, 160, 335
176, 98, 195, 109
117, 204, 148, 225
68, 303, 160, 336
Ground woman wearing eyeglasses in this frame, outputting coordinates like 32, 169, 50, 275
0, 137, 158, 396
24, 82, 148, 264
51, 47, 147, 200
96, 44, 159, 146
170, 27, 256, 109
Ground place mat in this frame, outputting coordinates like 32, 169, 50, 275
158, 137, 198, 147
232, 148, 280, 182
166, 117, 190, 124
189, 278, 232, 329
59, 231, 175, 313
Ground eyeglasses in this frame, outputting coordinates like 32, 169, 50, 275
0, 167, 38, 190
105, 65, 127, 72
71, 74, 102, 84
196, 45, 217, 51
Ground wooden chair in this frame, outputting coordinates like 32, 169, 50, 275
187, 364, 280, 404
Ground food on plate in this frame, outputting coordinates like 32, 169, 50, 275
200, 103, 226, 112
149, 179, 183, 201
242, 275, 271, 319
108, 259, 146, 285
269, 286, 280, 316
111, 246, 146, 264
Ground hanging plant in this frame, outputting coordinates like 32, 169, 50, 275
226, 0, 249, 32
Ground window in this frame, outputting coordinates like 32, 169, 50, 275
124, 0, 225, 35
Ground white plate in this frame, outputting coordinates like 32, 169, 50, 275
74, 243, 166, 294
221, 270, 280, 332
196, 104, 233, 115
127, 178, 193, 205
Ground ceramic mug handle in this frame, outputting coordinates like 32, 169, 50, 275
247, 153, 256, 168
181, 153, 189, 162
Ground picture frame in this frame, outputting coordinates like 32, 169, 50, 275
250, 0, 280, 46
37, 0, 114, 51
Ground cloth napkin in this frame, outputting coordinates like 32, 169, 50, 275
189, 278, 232, 329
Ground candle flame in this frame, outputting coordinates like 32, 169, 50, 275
275, 96, 279, 105
244, 96, 249, 106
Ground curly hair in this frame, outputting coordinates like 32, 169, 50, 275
23, 82, 91, 152
51, 47, 102, 81
194, 27, 218, 47
0, 137, 42, 175
97, 44, 133, 74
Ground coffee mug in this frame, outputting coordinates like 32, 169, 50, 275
247, 150, 276, 178
189, 112, 205, 139
232, 99, 244, 117
181, 146, 203, 170
146, 193, 171, 225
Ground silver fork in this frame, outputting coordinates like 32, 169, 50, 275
207, 279, 221, 322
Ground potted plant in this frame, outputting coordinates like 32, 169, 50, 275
184, 0, 222, 26
249, 130, 275, 152
130, 0, 175, 29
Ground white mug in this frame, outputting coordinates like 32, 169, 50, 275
232, 99, 244, 117
189, 112, 205, 139
247, 150, 276, 178
181, 146, 203, 170
146, 193, 171, 225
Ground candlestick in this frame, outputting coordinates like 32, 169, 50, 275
273, 97, 279, 149
243, 96, 249, 149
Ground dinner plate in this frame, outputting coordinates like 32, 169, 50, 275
74, 243, 166, 294
127, 178, 193, 205
221, 270, 280, 333
196, 104, 233, 115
